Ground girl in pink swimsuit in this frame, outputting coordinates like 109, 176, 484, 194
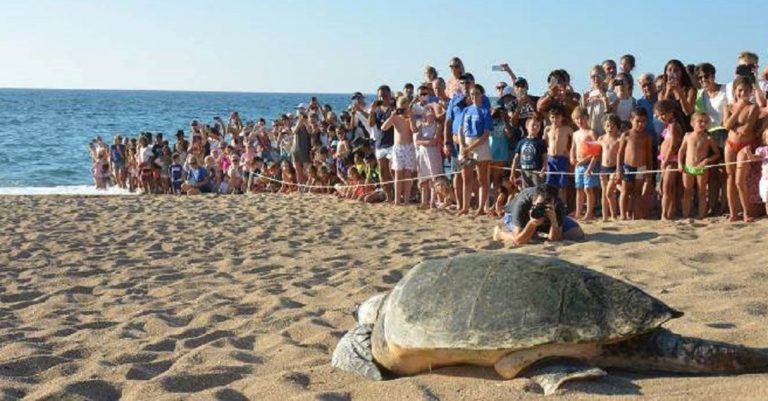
655, 100, 683, 221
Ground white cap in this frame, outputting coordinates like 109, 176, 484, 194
295, 103, 308, 110
502, 86, 514, 97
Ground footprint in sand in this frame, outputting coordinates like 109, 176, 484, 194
63, 380, 121, 401
160, 367, 251, 393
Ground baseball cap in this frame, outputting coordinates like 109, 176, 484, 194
295, 103, 308, 110
459, 73, 475, 82
514, 77, 528, 87
351, 92, 364, 100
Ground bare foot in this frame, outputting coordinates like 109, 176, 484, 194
728, 214, 739, 222
492, 226, 502, 241
457, 209, 469, 216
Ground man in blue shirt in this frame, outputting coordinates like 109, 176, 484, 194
181, 157, 210, 195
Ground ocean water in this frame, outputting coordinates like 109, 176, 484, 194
0, 89, 352, 193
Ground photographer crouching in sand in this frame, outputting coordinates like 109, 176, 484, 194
493, 183, 585, 245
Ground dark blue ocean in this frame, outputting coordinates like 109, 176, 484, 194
0, 89, 352, 194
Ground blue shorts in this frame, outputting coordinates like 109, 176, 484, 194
172, 180, 183, 192
545, 155, 569, 188
574, 165, 600, 189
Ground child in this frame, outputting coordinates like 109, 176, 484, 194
511, 117, 547, 190
412, 107, 443, 209
751, 129, 768, 217
318, 165, 333, 194
137, 136, 154, 194
110, 136, 126, 188
543, 105, 573, 194
244, 156, 265, 193
598, 114, 622, 221
279, 160, 297, 194
617, 107, 654, 220
155, 148, 172, 194
227, 155, 243, 194
362, 154, 386, 203
433, 176, 457, 210
678, 113, 721, 219
93, 151, 109, 189
169, 153, 184, 194
655, 100, 683, 221
723, 76, 761, 222
306, 165, 320, 193
382, 96, 417, 206
570, 107, 599, 220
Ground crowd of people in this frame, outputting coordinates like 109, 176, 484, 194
89, 51, 768, 244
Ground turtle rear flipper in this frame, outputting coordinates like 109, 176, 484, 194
522, 358, 607, 396
331, 324, 384, 380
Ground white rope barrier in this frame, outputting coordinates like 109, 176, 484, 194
244, 157, 764, 191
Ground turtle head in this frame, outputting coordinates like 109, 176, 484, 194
331, 324, 384, 380
353, 293, 387, 325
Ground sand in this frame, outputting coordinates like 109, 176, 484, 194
1, 194, 768, 400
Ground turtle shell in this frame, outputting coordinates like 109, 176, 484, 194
382, 253, 682, 350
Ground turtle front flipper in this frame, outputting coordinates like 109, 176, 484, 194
331, 324, 384, 380
522, 358, 607, 396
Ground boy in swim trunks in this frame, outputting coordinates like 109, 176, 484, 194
598, 114, 622, 221
617, 107, 654, 220
543, 105, 573, 196
570, 107, 599, 220
382, 96, 417, 206
678, 112, 721, 219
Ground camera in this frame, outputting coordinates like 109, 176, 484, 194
395, 108, 405, 115
530, 202, 549, 220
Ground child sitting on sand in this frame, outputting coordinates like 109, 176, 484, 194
280, 160, 297, 194
433, 176, 457, 210
678, 113, 721, 219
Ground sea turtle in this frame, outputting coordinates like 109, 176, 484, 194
332, 253, 768, 395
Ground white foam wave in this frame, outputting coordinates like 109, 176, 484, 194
0, 185, 137, 195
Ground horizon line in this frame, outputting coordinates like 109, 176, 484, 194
0, 86, 364, 96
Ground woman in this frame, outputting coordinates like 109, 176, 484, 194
227, 111, 243, 139
291, 113, 312, 187
459, 85, 493, 216
445, 57, 465, 99
694, 62, 728, 214
424, 65, 438, 85
660, 59, 697, 132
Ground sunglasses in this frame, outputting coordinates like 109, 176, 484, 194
449, 64, 460, 69
698, 74, 711, 81
419, 92, 429, 96
496, 86, 506, 90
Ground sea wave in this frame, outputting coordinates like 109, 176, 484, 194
0, 185, 137, 195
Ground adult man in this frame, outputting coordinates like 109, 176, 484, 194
724, 51, 767, 107
348, 92, 371, 143
636, 73, 664, 143
537, 69, 580, 126
368, 85, 396, 202
493, 184, 584, 245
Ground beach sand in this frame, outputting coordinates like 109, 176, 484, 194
1, 194, 768, 400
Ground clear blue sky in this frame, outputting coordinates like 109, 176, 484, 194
1, 0, 766, 95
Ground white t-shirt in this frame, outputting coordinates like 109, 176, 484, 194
697, 86, 728, 128
616, 97, 636, 122
138, 146, 154, 164
585, 89, 618, 136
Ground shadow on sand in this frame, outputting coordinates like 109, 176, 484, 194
589, 231, 658, 245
